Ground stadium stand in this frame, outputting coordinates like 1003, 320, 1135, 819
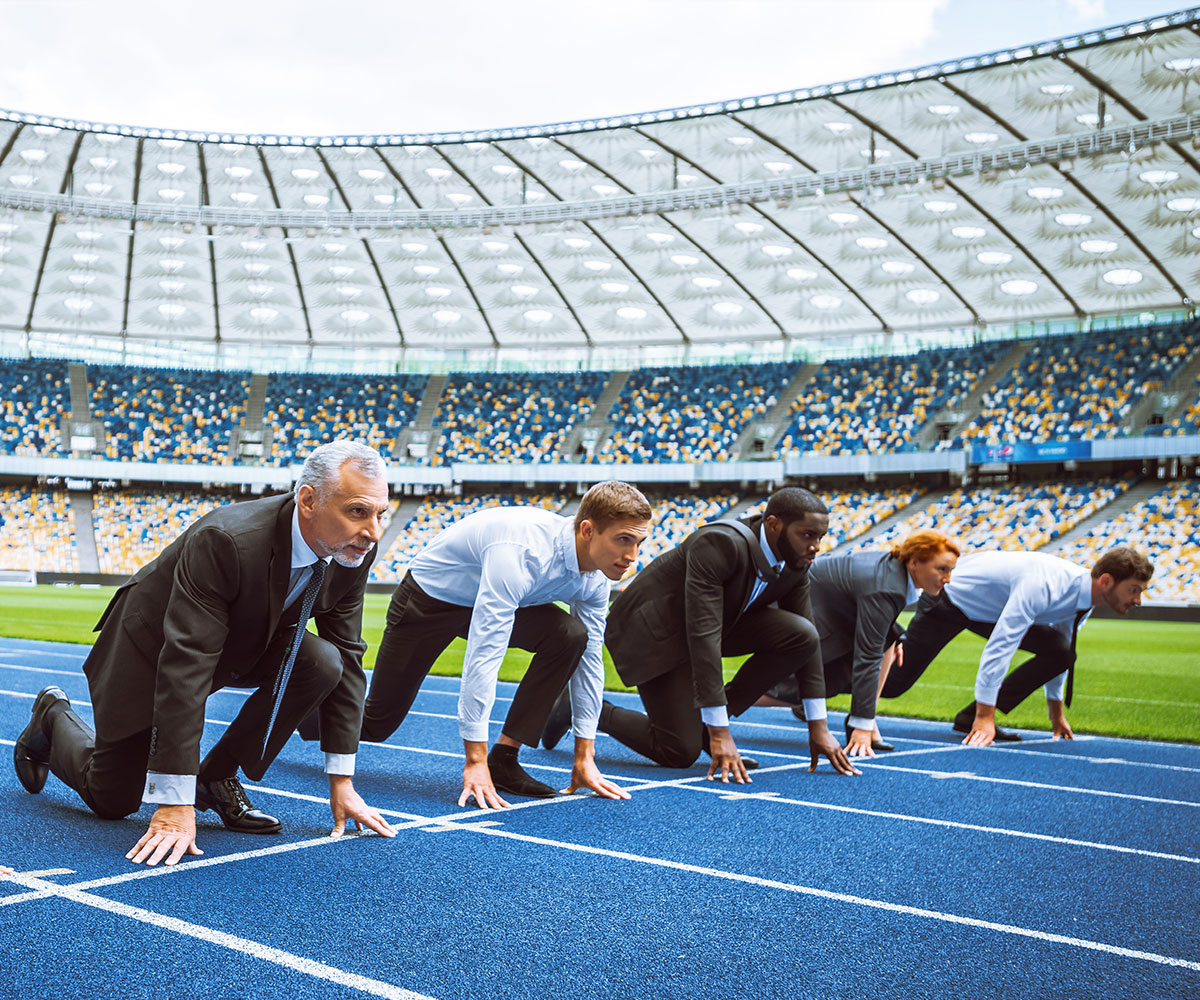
433, 371, 608, 464
860, 479, 1132, 553
600, 362, 796, 463
0, 359, 70, 457
742, 486, 925, 551
0, 486, 79, 573
370, 493, 567, 583
957, 323, 1198, 445
91, 489, 240, 575
265, 373, 428, 464
631, 493, 741, 572
1155, 371, 1200, 437
777, 344, 1010, 456
1056, 479, 1200, 604
88, 364, 253, 463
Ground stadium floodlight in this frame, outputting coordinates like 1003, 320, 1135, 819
1027, 187, 1063, 202
1000, 279, 1038, 296
1080, 239, 1119, 254
1166, 197, 1200, 213
1054, 213, 1092, 228
809, 294, 841, 310
1103, 267, 1143, 286
881, 260, 915, 276
977, 251, 1013, 265
787, 267, 817, 282
1138, 169, 1179, 187
906, 288, 940, 305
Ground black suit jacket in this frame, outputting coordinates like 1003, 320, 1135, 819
606, 515, 819, 710
83, 493, 373, 776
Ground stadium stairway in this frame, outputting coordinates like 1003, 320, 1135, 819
842, 488, 950, 550
1040, 479, 1159, 555
395, 374, 448, 463
376, 497, 424, 557
230, 374, 272, 464
563, 370, 631, 461
1135, 340, 1200, 432
67, 490, 100, 573
915, 340, 1032, 449
745, 362, 821, 459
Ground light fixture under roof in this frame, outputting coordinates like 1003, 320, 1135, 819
763, 161, 792, 175
158, 235, 185, 250
76, 230, 103, 243
1000, 278, 1037, 296
671, 254, 699, 267
1080, 238, 1118, 254
927, 104, 960, 118
725, 136, 754, 149
303, 194, 329, 207
1039, 83, 1075, 96
1139, 169, 1179, 187
401, 242, 426, 254
617, 306, 647, 320
157, 188, 185, 202
524, 309, 553, 323
827, 211, 858, 226
225, 166, 252, 181
1167, 197, 1200, 213
157, 303, 186, 320
1055, 212, 1092, 228
860, 147, 892, 160
72, 252, 99, 267
963, 132, 999, 145
156, 162, 185, 176
591, 184, 619, 196
246, 282, 272, 297
855, 236, 887, 251
8, 174, 34, 188
645, 232, 674, 246
923, 200, 956, 216
340, 309, 370, 325
425, 167, 451, 182
291, 168, 320, 182
414, 264, 441, 278
374, 193, 397, 205
1075, 112, 1113, 127
329, 265, 355, 279
433, 309, 460, 324
558, 159, 586, 173
358, 168, 386, 182
69, 274, 96, 288
602, 281, 629, 294
0, 222, 17, 235
562, 237, 591, 250
65, 297, 93, 314
692, 276, 722, 290
158, 279, 184, 294
230, 192, 258, 205
951, 225, 986, 240
495, 263, 522, 277
787, 267, 817, 282
445, 192, 473, 206
510, 283, 538, 298
19, 148, 47, 164
320, 241, 346, 254
425, 285, 452, 299
250, 307, 278, 323
734, 221, 764, 234
712, 301, 744, 317
1103, 267, 1143, 287
84, 182, 111, 197
906, 288, 940, 305
762, 244, 793, 259
89, 156, 117, 171
977, 250, 1013, 265
157, 139, 183, 150
810, 294, 841, 310
1164, 57, 1200, 72
1027, 186, 1063, 202
491, 164, 519, 177
336, 285, 362, 299
242, 261, 270, 276
881, 260, 915, 276
481, 240, 509, 254
823, 122, 853, 137
583, 260, 612, 273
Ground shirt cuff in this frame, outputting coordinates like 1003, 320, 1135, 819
846, 714, 874, 731
700, 705, 730, 728
459, 720, 492, 743
143, 772, 196, 806
324, 752, 355, 776
802, 698, 827, 722
1043, 671, 1067, 703
571, 720, 599, 741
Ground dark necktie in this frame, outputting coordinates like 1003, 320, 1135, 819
1064, 607, 1090, 708
262, 559, 327, 756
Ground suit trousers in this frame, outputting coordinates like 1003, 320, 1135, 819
360, 572, 588, 747
48, 628, 345, 820
883, 591, 1074, 712
601, 606, 821, 768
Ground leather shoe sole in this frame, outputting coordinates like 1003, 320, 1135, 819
14, 685, 68, 794
196, 779, 282, 834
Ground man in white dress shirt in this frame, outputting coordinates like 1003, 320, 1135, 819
360, 481, 652, 809
883, 546, 1154, 746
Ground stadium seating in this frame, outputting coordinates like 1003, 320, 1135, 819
91, 489, 240, 574
370, 493, 567, 583
861, 479, 1131, 553
1055, 479, 1200, 603
265, 373, 428, 464
434, 371, 608, 464
0, 486, 79, 573
741, 486, 924, 552
0, 359, 70, 457
777, 344, 1009, 456
88, 364, 253, 463
959, 323, 1198, 445
1153, 371, 1200, 437
600, 362, 796, 463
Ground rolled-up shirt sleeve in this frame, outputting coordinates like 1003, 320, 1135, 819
458, 543, 528, 742
568, 583, 609, 741
974, 580, 1050, 705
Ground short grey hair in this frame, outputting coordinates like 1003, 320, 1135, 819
294, 439, 387, 502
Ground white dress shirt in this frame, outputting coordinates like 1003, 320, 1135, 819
144, 507, 349, 806
700, 522, 826, 729
409, 506, 611, 743
942, 550, 1093, 707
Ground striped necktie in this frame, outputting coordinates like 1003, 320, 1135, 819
261, 559, 327, 756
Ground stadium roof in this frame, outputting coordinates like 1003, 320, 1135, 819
1, 7, 1199, 361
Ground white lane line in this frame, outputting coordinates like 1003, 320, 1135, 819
0, 647, 86, 660
447, 824, 1200, 973
0, 870, 438, 1000
0, 662, 88, 678
863, 762, 1200, 808
907, 680, 1185, 710
677, 784, 1200, 865
968, 745, 1200, 775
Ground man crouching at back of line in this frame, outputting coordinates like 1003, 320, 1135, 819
353, 481, 653, 809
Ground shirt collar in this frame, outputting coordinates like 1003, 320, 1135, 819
557, 515, 583, 577
290, 505, 330, 570
758, 521, 785, 572
1076, 571, 1093, 613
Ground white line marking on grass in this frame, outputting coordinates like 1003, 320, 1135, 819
677, 784, 1200, 865
0, 871, 439, 1000
863, 763, 1200, 808
454, 824, 1200, 973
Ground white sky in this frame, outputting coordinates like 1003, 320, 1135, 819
0, 0, 1186, 136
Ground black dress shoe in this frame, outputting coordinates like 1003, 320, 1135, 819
196, 777, 282, 834
14, 686, 69, 794
791, 704, 806, 723
844, 718, 894, 753
699, 729, 759, 770
951, 713, 1022, 743
540, 689, 572, 751
487, 746, 556, 798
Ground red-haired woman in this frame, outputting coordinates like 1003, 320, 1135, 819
759, 530, 960, 756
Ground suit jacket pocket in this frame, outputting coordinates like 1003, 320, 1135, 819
120, 609, 164, 664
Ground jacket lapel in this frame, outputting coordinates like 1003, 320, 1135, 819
267, 496, 296, 628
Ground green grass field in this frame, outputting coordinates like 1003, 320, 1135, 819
3, 585, 1197, 743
